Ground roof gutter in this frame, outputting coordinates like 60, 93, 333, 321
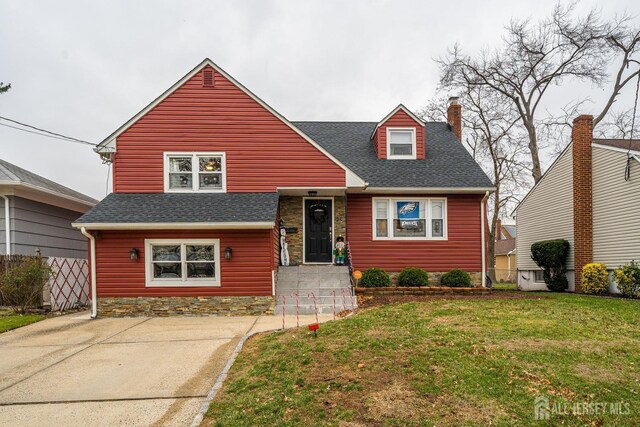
0, 180, 96, 209
71, 221, 276, 230
80, 227, 97, 319
0, 194, 10, 255
358, 186, 496, 194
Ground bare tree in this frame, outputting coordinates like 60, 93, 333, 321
595, 107, 640, 139
438, 3, 639, 183
419, 88, 529, 281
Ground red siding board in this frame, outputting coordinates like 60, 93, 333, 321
94, 230, 273, 297
375, 110, 425, 160
347, 194, 483, 272
113, 66, 345, 193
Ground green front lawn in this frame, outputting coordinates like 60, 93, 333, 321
206, 294, 640, 426
493, 282, 518, 291
0, 311, 44, 333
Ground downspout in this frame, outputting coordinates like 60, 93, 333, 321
480, 191, 489, 287
80, 227, 98, 318
0, 195, 10, 255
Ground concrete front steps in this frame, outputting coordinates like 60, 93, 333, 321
274, 265, 357, 315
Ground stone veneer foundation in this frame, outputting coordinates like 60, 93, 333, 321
386, 271, 483, 287
97, 296, 275, 317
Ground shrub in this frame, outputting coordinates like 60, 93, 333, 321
614, 261, 640, 298
582, 263, 609, 295
0, 258, 51, 314
530, 239, 570, 292
440, 269, 472, 287
397, 267, 429, 287
360, 268, 391, 288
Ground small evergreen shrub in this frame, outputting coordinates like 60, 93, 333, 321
530, 239, 570, 292
440, 269, 472, 287
360, 268, 391, 288
582, 263, 609, 295
397, 267, 429, 287
614, 261, 640, 298
0, 258, 51, 314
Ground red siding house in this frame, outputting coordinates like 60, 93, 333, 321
74, 59, 494, 317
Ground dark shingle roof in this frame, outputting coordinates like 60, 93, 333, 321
293, 121, 494, 189
0, 159, 97, 204
495, 238, 516, 255
74, 192, 279, 224
594, 138, 640, 152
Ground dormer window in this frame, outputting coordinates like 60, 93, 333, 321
164, 152, 226, 192
387, 128, 416, 159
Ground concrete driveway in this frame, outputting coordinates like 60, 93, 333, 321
0, 311, 327, 426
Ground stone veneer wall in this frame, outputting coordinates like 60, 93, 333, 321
387, 271, 483, 287
97, 296, 275, 317
279, 196, 346, 265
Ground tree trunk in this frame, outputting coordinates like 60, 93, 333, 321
524, 120, 542, 183
487, 190, 500, 282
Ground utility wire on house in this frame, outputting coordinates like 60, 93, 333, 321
0, 116, 97, 146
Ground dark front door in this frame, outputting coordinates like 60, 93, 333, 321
304, 199, 333, 263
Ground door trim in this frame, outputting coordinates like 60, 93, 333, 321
302, 197, 334, 264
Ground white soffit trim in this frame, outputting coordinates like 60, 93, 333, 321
0, 181, 96, 210
376, 104, 426, 128
96, 58, 367, 187
355, 186, 496, 194
71, 221, 275, 230
592, 142, 640, 157
370, 104, 426, 140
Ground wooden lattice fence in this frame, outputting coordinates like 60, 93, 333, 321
46, 257, 89, 311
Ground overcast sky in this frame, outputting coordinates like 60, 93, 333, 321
1, 0, 638, 200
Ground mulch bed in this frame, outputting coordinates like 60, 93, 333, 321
357, 292, 547, 309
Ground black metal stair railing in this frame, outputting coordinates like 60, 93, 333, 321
345, 242, 354, 286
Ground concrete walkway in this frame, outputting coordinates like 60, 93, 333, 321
0, 311, 331, 426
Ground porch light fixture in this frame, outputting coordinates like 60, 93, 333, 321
307, 190, 318, 197
130, 248, 139, 261
224, 247, 232, 260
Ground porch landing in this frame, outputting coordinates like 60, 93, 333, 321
275, 266, 357, 315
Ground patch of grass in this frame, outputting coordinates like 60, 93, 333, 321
0, 311, 44, 333
492, 281, 518, 290
206, 294, 640, 426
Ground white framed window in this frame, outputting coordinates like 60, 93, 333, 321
372, 198, 447, 240
164, 153, 226, 192
386, 128, 416, 159
145, 239, 221, 287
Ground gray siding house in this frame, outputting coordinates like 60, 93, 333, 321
515, 115, 640, 293
0, 159, 97, 258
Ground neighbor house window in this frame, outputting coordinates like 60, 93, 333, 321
165, 153, 226, 192
373, 198, 447, 240
387, 128, 416, 159
534, 270, 545, 282
145, 239, 221, 287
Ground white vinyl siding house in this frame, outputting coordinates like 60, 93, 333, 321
515, 147, 575, 291
592, 146, 640, 268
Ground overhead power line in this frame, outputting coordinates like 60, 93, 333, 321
0, 116, 97, 146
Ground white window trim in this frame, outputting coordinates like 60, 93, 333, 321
386, 127, 417, 160
372, 197, 448, 241
145, 238, 221, 287
163, 152, 227, 193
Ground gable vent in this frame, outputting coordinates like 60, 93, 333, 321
203, 69, 214, 87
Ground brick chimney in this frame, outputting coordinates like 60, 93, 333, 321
447, 96, 462, 140
572, 115, 594, 293
496, 219, 502, 241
